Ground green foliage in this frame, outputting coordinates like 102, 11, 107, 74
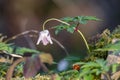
0, 33, 40, 55
88, 29, 113, 59
74, 59, 109, 79
93, 26, 120, 55
83, 74, 94, 80
57, 25, 120, 80
0, 63, 10, 77
61, 16, 100, 23
54, 16, 100, 34
59, 70, 79, 80
0, 42, 40, 55
112, 63, 119, 73
0, 33, 41, 78
14, 63, 23, 77
0, 42, 13, 53
95, 41, 120, 51
112, 25, 120, 35
14, 47, 40, 55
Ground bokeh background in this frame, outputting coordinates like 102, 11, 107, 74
0, 0, 120, 61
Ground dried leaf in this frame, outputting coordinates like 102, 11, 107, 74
23, 56, 41, 78
39, 53, 53, 64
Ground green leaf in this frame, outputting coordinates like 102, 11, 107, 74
81, 62, 100, 69
54, 16, 100, 35
0, 42, 13, 53
96, 70, 102, 75
91, 69, 99, 73
79, 68, 91, 78
95, 59, 107, 67
83, 74, 94, 80
66, 24, 76, 33
66, 27, 74, 33
83, 16, 100, 21
61, 17, 74, 22
90, 69, 102, 75
95, 41, 120, 52
112, 64, 119, 73
77, 16, 87, 24
74, 16, 100, 24
15, 47, 40, 55
54, 24, 69, 35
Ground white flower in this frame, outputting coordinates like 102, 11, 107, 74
36, 30, 53, 45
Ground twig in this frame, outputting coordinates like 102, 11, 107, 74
4, 30, 69, 56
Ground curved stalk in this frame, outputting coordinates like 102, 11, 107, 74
51, 37, 69, 56
6, 57, 25, 80
77, 30, 90, 53
43, 18, 90, 53
42, 18, 70, 30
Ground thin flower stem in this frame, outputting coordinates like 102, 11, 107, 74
51, 37, 69, 56
77, 30, 90, 53
43, 18, 90, 53
42, 18, 70, 30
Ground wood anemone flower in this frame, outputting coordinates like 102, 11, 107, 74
36, 30, 53, 45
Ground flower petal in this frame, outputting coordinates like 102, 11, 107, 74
47, 35, 53, 44
36, 30, 53, 45
42, 37, 49, 45
36, 33, 42, 45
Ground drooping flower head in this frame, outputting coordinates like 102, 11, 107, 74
36, 30, 53, 45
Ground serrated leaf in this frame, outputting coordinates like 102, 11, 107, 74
67, 27, 74, 33
78, 16, 87, 24
54, 16, 100, 35
83, 16, 100, 21
61, 17, 74, 22
54, 24, 69, 35
95, 59, 107, 67
74, 16, 100, 24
